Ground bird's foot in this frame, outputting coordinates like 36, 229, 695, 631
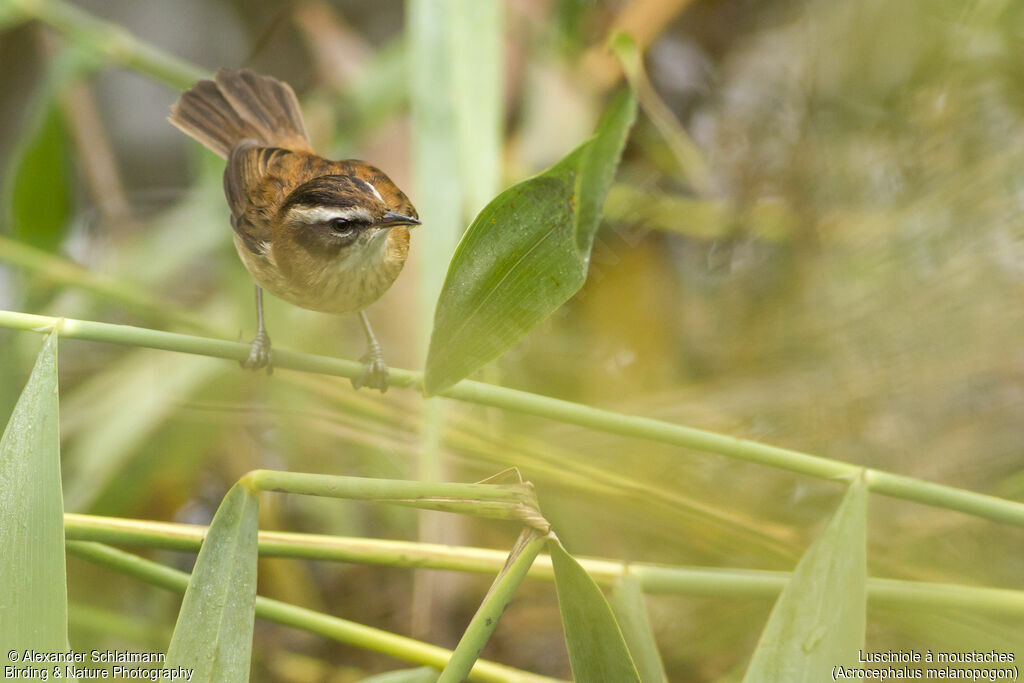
352, 347, 389, 393
240, 330, 273, 375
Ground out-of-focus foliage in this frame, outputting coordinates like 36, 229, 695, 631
5, 94, 71, 251
2, 46, 84, 253
0, 0, 1022, 680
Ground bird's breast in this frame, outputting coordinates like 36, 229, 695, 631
235, 227, 410, 314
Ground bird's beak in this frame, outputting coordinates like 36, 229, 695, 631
380, 211, 421, 228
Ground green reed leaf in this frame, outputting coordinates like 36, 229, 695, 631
609, 572, 668, 683
424, 90, 636, 395
163, 483, 259, 682
742, 477, 868, 683
0, 333, 69, 661
549, 539, 640, 683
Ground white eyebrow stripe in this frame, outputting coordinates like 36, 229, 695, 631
287, 206, 373, 224
354, 177, 384, 202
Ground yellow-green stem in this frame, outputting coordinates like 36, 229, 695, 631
63, 514, 1024, 618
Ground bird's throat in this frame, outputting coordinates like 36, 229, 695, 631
235, 228, 409, 315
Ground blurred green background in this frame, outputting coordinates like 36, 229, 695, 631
1, 0, 1023, 680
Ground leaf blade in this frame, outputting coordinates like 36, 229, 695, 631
549, 539, 641, 683
609, 572, 668, 683
573, 89, 638, 254
0, 333, 69, 659
742, 477, 868, 683
425, 174, 581, 394
424, 91, 637, 395
163, 483, 259, 682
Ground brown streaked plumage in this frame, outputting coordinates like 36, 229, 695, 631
169, 68, 420, 391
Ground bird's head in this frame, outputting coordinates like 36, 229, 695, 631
277, 174, 420, 256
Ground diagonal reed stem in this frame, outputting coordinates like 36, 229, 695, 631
3, 309, 1024, 528
440, 530, 548, 682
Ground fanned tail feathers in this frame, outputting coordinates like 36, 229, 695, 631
168, 68, 311, 158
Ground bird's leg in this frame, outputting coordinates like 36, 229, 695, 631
352, 311, 389, 392
241, 285, 273, 374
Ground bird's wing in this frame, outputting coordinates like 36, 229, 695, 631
224, 141, 298, 254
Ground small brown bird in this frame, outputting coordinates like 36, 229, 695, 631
169, 68, 419, 391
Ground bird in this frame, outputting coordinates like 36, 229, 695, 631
168, 68, 420, 392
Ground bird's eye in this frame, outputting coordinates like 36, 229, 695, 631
330, 217, 354, 233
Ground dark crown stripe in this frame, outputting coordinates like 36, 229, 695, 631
282, 175, 367, 211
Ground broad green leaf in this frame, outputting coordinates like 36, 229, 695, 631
359, 667, 439, 683
0, 333, 69, 661
164, 483, 259, 683
424, 90, 637, 395
549, 539, 641, 683
742, 478, 868, 683
609, 573, 668, 683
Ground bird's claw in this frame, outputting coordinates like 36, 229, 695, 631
352, 350, 389, 393
240, 331, 273, 375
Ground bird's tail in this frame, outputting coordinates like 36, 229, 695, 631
168, 68, 312, 158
